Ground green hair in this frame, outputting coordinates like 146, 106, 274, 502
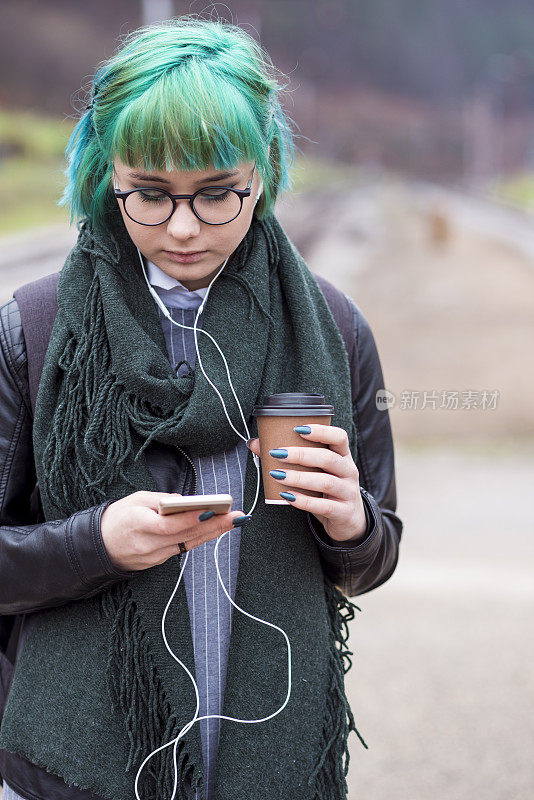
60, 16, 298, 229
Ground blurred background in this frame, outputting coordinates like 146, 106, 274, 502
1, 1, 533, 799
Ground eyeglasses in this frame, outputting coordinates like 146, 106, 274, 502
113, 164, 256, 226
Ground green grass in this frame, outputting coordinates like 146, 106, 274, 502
0, 109, 74, 235
0, 156, 73, 235
289, 155, 359, 191
492, 172, 534, 210
0, 109, 73, 160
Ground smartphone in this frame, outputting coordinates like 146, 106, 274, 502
158, 493, 233, 516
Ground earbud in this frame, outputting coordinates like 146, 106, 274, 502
255, 181, 264, 203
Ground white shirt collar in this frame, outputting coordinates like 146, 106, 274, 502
146, 258, 209, 309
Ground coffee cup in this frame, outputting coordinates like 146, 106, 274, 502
252, 392, 334, 505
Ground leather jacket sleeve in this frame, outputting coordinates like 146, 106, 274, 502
0, 299, 136, 616
307, 295, 403, 597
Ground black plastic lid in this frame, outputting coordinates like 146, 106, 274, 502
252, 392, 334, 417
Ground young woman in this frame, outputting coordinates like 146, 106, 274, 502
0, 16, 403, 800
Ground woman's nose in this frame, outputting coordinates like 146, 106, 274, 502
166, 199, 202, 238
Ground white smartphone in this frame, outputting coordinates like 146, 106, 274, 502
158, 493, 233, 516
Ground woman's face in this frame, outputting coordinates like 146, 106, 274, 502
112, 156, 262, 291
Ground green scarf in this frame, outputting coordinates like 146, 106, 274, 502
0, 207, 366, 800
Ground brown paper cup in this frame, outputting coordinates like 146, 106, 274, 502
257, 415, 332, 504
252, 393, 334, 505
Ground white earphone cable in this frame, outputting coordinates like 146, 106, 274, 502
132, 242, 292, 800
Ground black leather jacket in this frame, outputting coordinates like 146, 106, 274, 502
0, 289, 403, 800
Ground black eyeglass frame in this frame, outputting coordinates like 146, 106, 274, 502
113, 163, 256, 226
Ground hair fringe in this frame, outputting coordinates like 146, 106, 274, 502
59, 15, 300, 230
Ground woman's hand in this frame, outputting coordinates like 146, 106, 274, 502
101, 491, 247, 571
247, 424, 367, 544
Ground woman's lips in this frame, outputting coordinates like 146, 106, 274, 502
164, 250, 207, 263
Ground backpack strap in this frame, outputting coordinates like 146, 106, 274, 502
311, 272, 357, 398
13, 271, 60, 416
312, 272, 355, 357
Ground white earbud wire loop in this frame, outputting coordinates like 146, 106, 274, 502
132, 244, 292, 800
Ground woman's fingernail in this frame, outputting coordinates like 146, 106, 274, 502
269, 470, 286, 479
233, 515, 252, 526
294, 425, 311, 434
269, 449, 288, 458
198, 510, 215, 521
245, 438, 254, 448
280, 492, 296, 502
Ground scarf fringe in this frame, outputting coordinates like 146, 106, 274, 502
101, 583, 203, 800
41, 273, 193, 513
308, 579, 368, 800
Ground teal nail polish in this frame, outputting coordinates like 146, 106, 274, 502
294, 425, 311, 434
269, 470, 286, 479
198, 510, 215, 521
269, 449, 288, 458
233, 515, 252, 526
280, 492, 296, 502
